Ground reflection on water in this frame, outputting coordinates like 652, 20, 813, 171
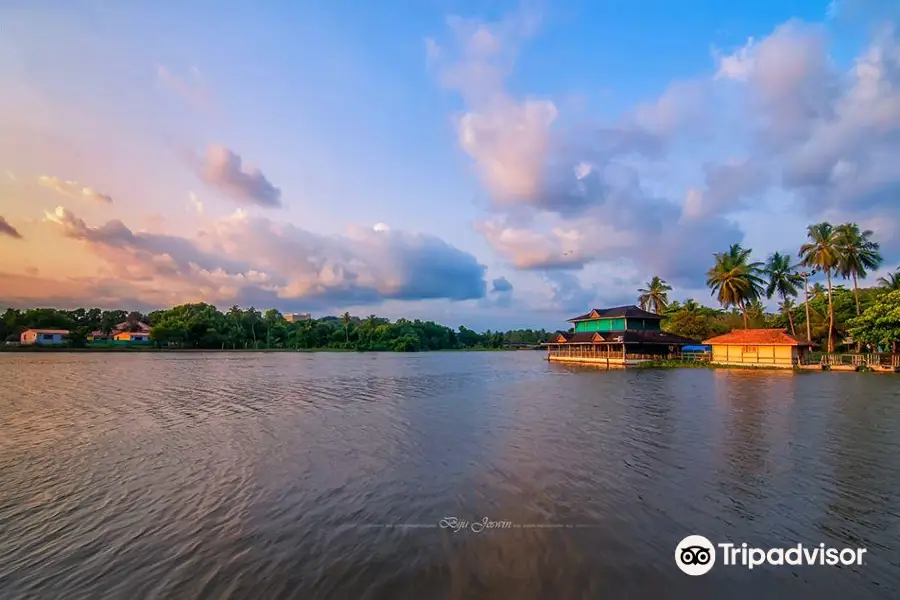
0, 353, 898, 599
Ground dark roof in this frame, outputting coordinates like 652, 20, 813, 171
566, 305, 663, 322
551, 330, 698, 346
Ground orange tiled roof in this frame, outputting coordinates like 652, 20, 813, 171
24, 328, 69, 334
703, 328, 812, 346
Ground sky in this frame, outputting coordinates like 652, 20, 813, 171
1, 0, 899, 330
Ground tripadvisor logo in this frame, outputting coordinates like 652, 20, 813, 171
674, 535, 867, 575
675, 535, 716, 576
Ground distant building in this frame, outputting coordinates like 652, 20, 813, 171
89, 320, 151, 340
112, 331, 151, 343
703, 329, 812, 368
543, 305, 697, 366
284, 313, 311, 323
20, 328, 69, 345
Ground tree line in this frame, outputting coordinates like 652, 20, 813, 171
0, 304, 556, 351
637, 221, 900, 353
4, 221, 898, 354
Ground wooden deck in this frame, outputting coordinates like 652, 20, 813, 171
800, 353, 900, 372
546, 347, 704, 367
546, 347, 900, 373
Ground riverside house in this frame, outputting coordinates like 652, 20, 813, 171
702, 329, 813, 369
20, 328, 69, 345
112, 331, 151, 343
544, 305, 697, 366
89, 320, 151, 343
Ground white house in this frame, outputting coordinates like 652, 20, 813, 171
20, 328, 69, 345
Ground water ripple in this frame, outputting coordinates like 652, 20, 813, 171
0, 352, 898, 599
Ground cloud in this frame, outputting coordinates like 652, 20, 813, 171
38, 175, 113, 203
430, 13, 688, 218
474, 220, 591, 270
429, 10, 741, 288
543, 271, 597, 313
431, 9, 900, 292
187, 192, 204, 215
712, 20, 900, 264
31, 207, 487, 310
682, 159, 771, 219
779, 27, 900, 214
156, 64, 212, 112
199, 145, 282, 208
715, 21, 836, 146
491, 276, 513, 293
0, 216, 22, 239
373, 222, 390, 232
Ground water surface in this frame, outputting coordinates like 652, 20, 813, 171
0, 352, 898, 599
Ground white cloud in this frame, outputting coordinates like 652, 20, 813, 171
714, 37, 756, 81
187, 192, 204, 215
30, 207, 488, 311
38, 175, 112, 203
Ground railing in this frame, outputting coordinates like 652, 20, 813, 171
546, 349, 713, 362
803, 353, 900, 367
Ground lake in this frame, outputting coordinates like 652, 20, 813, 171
0, 352, 898, 599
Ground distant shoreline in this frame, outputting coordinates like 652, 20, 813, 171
0, 346, 524, 354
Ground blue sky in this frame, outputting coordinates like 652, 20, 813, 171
1, 0, 898, 330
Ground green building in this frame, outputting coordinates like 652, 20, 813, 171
545, 305, 697, 364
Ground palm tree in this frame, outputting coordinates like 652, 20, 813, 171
835, 223, 882, 318
764, 251, 802, 337
778, 298, 798, 337
797, 269, 817, 342
342, 311, 351, 343
637, 276, 672, 313
877, 269, 900, 291
706, 243, 765, 328
683, 298, 700, 313
810, 282, 827, 299
798, 222, 841, 353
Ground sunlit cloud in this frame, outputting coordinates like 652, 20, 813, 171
198, 145, 282, 208
37, 175, 113, 203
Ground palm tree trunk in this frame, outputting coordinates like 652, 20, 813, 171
852, 271, 862, 353
826, 269, 834, 353
804, 274, 812, 342
785, 298, 796, 337
741, 301, 749, 329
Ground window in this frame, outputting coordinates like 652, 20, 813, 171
41, 334, 54, 341
741, 345, 758, 354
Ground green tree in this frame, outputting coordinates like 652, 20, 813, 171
342, 311, 351, 344
637, 276, 672, 314
846, 289, 900, 354
877, 270, 900, 291
799, 222, 842, 352
706, 243, 765, 328
835, 223, 882, 321
764, 251, 802, 337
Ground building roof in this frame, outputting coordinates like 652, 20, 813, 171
114, 321, 150, 332
551, 330, 698, 346
23, 328, 70, 334
703, 329, 813, 346
566, 305, 663, 322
